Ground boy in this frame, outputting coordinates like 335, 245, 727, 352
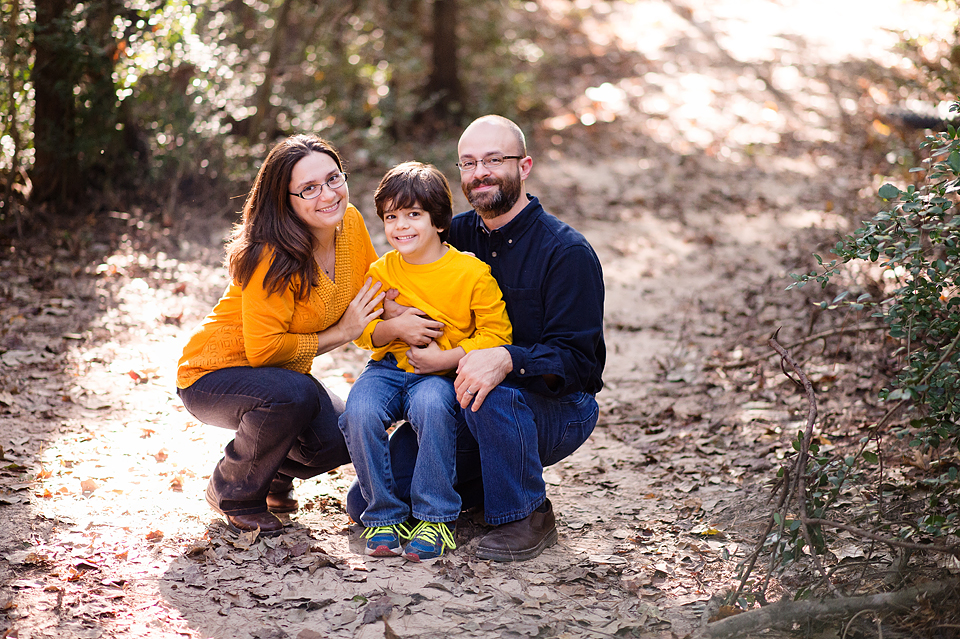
339, 162, 512, 561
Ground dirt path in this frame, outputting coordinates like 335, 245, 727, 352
2, 1, 957, 638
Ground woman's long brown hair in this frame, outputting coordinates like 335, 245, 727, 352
225, 134, 344, 300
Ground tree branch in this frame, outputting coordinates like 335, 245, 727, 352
696, 580, 958, 639
720, 324, 886, 369
768, 330, 837, 594
801, 518, 960, 557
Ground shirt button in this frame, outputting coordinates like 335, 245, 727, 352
491, 251, 497, 257
508, 239, 513, 244
519, 368, 525, 375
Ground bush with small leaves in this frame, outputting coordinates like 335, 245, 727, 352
789, 101, 960, 541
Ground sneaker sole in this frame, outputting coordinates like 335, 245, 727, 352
475, 527, 558, 562
402, 550, 448, 562
366, 545, 401, 557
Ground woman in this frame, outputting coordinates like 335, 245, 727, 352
176, 134, 384, 535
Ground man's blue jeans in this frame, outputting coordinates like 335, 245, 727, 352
339, 357, 460, 527
177, 366, 349, 515
346, 383, 598, 526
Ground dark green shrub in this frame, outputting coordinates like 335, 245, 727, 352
790, 100, 960, 539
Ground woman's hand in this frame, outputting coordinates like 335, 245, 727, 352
333, 278, 384, 344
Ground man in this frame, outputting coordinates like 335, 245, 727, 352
445, 115, 605, 561
346, 115, 605, 561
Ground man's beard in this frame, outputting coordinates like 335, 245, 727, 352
463, 171, 522, 220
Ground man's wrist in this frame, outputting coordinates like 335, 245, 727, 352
500, 345, 517, 374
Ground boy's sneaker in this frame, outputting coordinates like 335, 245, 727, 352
362, 522, 413, 557
402, 521, 457, 562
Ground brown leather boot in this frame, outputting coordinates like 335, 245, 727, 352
476, 499, 558, 562
266, 487, 298, 513
226, 511, 284, 536
266, 476, 298, 513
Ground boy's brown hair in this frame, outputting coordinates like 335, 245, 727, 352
374, 162, 453, 242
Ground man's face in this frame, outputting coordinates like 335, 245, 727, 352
458, 122, 525, 220
461, 161, 523, 220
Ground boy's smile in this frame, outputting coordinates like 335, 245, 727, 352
384, 205, 448, 265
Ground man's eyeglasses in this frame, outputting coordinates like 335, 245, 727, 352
289, 172, 348, 199
456, 154, 523, 172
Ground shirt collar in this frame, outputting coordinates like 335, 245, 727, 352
472, 194, 541, 239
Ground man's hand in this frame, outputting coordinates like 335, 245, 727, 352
454, 347, 513, 411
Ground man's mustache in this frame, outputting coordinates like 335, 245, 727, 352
469, 177, 500, 189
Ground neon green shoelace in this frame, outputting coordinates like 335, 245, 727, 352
362, 525, 396, 539
409, 521, 457, 549
361, 522, 414, 540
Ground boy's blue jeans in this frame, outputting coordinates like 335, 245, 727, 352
339, 356, 461, 527
346, 382, 599, 526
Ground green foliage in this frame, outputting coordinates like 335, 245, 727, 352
0, 0, 32, 217
3, 0, 556, 214
789, 100, 960, 540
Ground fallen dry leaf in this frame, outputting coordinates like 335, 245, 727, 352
145, 530, 164, 542
80, 478, 98, 494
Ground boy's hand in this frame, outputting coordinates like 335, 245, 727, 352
382, 288, 404, 319
389, 307, 444, 347
406, 341, 446, 374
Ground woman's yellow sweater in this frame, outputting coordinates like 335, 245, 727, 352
176, 205, 378, 389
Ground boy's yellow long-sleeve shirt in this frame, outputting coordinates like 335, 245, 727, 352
355, 246, 512, 374
176, 205, 378, 389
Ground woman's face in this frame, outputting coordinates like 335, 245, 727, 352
288, 151, 349, 240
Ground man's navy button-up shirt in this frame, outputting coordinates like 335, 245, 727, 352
448, 194, 605, 398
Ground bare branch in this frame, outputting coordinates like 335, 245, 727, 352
802, 518, 960, 557
719, 324, 886, 369
696, 580, 958, 639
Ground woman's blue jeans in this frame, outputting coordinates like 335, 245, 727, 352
346, 383, 598, 526
177, 366, 349, 515
339, 357, 460, 527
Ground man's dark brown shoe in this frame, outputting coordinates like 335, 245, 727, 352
476, 499, 558, 562
266, 487, 298, 513
226, 511, 284, 536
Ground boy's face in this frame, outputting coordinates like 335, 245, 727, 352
383, 203, 447, 265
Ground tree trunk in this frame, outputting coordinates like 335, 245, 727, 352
30, 0, 80, 204
3, 0, 24, 211
249, 0, 295, 142
424, 0, 463, 122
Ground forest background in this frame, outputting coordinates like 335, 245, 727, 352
2, 0, 960, 637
